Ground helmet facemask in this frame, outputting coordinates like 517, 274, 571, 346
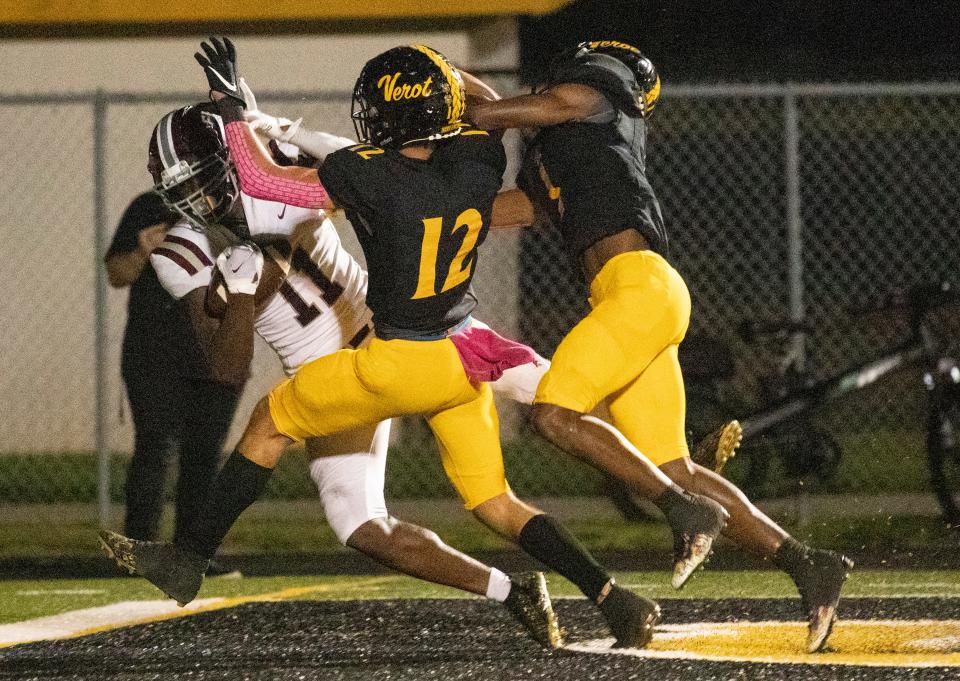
350, 80, 381, 146
149, 105, 242, 233
154, 148, 239, 232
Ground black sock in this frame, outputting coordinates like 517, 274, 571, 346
177, 451, 272, 560
517, 514, 611, 602
651, 484, 690, 516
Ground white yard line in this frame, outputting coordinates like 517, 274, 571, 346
0, 583, 337, 649
16, 589, 106, 596
0, 598, 222, 647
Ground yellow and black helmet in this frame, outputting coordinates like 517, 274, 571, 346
546, 40, 661, 118
352, 44, 466, 149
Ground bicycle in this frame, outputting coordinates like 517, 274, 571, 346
606, 282, 960, 526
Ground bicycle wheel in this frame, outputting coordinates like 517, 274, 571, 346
927, 391, 960, 527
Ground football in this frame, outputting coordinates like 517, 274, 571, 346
204, 250, 288, 318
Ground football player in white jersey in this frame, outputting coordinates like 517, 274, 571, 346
100, 93, 673, 650
133, 102, 566, 646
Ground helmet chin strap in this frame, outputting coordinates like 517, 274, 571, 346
217, 195, 249, 239
219, 216, 250, 239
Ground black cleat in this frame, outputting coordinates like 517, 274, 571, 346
598, 582, 661, 648
665, 494, 729, 589
98, 530, 208, 606
503, 571, 563, 650
205, 559, 242, 579
691, 420, 743, 474
791, 549, 854, 653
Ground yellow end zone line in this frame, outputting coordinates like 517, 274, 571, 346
568, 620, 960, 668
0, 578, 394, 650
570, 642, 960, 669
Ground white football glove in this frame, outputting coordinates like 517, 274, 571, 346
216, 242, 264, 295
239, 78, 302, 143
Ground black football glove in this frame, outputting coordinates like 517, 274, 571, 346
195, 37, 245, 106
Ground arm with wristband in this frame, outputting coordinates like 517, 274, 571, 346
238, 79, 355, 163
195, 38, 334, 210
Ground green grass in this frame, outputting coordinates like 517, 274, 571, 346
4, 570, 960, 625
1, 496, 953, 559
0, 415, 935, 505
0, 436, 606, 504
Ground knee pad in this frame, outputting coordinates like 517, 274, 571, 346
309, 452, 388, 545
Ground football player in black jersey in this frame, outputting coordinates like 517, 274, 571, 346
94, 38, 745, 650
470, 40, 854, 653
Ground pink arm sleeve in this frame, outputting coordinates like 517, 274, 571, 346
224, 121, 331, 209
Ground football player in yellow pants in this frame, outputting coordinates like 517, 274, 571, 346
536, 248, 693, 467
473, 40, 853, 653
268, 337, 511, 511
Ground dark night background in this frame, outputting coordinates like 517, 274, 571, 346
519, 1, 960, 83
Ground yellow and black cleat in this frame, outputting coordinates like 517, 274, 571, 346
597, 581, 661, 648
98, 529, 207, 607
691, 420, 743, 474
504, 571, 564, 650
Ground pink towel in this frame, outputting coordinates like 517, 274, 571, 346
449, 325, 539, 383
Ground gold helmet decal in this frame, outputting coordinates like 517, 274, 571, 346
377, 72, 435, 101
352, 44, 467, 148
585, 40, 641, 54
411, 44, 466, 133
576, 40, 661, 118
644, 75, 661, 116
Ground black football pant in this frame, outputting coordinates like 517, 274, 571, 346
122, 364, 240, 543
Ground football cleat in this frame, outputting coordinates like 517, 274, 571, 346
205, 558, 242, 579
665, 494, 729, 589
597, 582, 661, 648
503, 571, 563, 650
791, 549, 855, 653
691, 420, 743, 474
98, 530, 208, 606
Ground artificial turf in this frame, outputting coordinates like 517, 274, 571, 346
4, 569, 960, 625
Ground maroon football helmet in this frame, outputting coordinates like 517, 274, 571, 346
147, 103, 240, 231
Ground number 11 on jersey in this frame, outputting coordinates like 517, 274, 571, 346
412, 208, 483, 300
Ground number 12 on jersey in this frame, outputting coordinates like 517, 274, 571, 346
412, 208, 483, 300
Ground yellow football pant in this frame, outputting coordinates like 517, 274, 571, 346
535, 250, 692, 466
269, 336, 509, 509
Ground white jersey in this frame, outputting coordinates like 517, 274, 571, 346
151, 191, 371, 375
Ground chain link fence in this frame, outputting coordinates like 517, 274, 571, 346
1, 80, 959, 519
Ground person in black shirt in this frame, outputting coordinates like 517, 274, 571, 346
471, 40, 853, 653
104, 191, 241, 566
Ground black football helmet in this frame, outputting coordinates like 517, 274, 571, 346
147, 103, 240, 231
547, 40, 661, 117
351, 44, 466, 149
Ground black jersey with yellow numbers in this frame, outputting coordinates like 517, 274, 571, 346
318, 128, 506, 338
517, 54, 668, 260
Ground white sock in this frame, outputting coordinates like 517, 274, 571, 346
485, 568, 512, 602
